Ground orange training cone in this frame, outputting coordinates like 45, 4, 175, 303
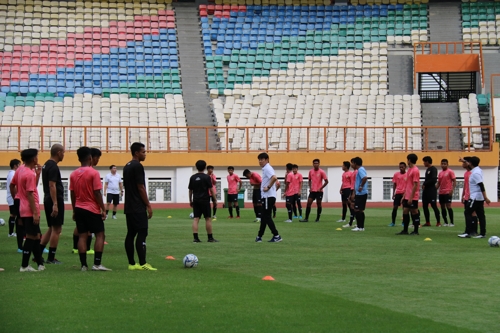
262, 276, 275, 281
165, 256, 176, 260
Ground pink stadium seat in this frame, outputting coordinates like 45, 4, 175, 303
31, 45, 39, 53
57, 46, 66, 53
83, 54, 92, 61
84, 46, 92, 54
151, 29, 159, 35
1, 80, 10, 86
29, 66, 38, 73
109, 21, 117, 27
20, 65, 29, 73
230, 5, 238, 11
126, 33, 134, 40
222, 5, 230, 10
92, 46, 100, 54
66, 52, 75, 60
134, 35, 142, 41
207, 5, 215, 14
118, 41, 126, 48
48, 66, 56, 75
159, 22, 167, 28
22, 45, 31, 52
110, 40, 118, 47
166, 10, 175, 16
126, 21, 134, 27
118, 22, 126, 28
143, 28, 151, 34
167, 16, 175, 22
134, 21, 142, 28
101, 40, 109, 47
143, 21, 151, 28
166, 23, 175, 29
151, 22, 159, 29
20, 73, 29, 81
66, 60, 74, 67
101, 47, 109, 54
126, 27, 134, 34
238, 5, 246, 12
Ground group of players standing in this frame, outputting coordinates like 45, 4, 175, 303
387, 155, 490, 237
5, 142, 157, 272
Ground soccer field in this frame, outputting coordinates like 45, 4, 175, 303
1, 207, 499, 333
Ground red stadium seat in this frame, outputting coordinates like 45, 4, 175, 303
151, 29, 159, 35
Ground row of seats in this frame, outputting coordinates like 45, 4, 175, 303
462, 1, 500, 45
207, 0, 427, 5
459, 94, 484, 149
201, 4, 428, 56
213, 94, 422, 151
208, 46, 389, 97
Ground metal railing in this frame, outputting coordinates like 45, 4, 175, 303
0, 125, 493, 153
413, 41, 485, 89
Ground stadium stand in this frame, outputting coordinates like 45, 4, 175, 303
0, 0, 188, 151
462, 1, 500, 45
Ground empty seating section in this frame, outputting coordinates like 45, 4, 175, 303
214, 94, 422, 151
207, 0, 428, 6
458, 94, 484, 149
0, 0, 188, 151
0, 93, 187, 151
462, 1, 500, 45
202, 3, 427, 151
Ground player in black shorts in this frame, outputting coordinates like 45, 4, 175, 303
243, 169, 262, 222
396, 154, 421, 236
189, 160, 218, 243
40, 144, 65, 264
123, 142, 157, 271
421, 156, 441, 227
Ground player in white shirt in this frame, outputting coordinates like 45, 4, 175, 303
104, 165, 124, 220
255, 153, 282, 243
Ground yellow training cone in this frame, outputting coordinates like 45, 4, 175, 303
424, 238, 432, 241
167, 216, 172, 218
336, 228, 342, 231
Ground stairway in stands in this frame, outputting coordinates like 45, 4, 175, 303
421, 102, 462, 151
175, 3, 219, 151
429, 1, 462, 42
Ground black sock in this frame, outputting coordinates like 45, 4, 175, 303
113, 211, 116, 216
349, 212, 355, 226
73, 234, 79, 250
94, 252, 103, 266
391, 207, 398, 223
447, 208, 454, 224
317, 207, 322, 220
79, 252, 87, 268
298, 205, 302, 217
22, 238, 34, 267
236, 206, 240, 217
16, 226, 24, 250
305, 207, 311, 219
47, 247, 57, 261
403, 214, 410, 232
342, 204, 347, 220
355, 211, 365, 228
287, 204, 293, 219
32, 239, 43, 266
411, 213, 420, 231
106, 210, 109, 215
193, 232, 199, 240
136, 230, 147, 266
40, 243, 47, 254
213, 206, 217, 217
86, 235, 92, 251
441, 207, 448, 224
8, 216, 15, 234
124, 232, 136, 265
208, 233, 213, 240
472, 216, 478, 233
229, 206, 233, 217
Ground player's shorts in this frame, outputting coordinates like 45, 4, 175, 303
193, 200, 211, 219
402, 199, 419, 209
252, 189, 261, 204
308, 191, 323, 201
125, 212, 149, 231
294, 193, 301, 203
44, 199, 65, 227
227, 194, 238, 203
22, 216, 41, 236
393, 193, 404, 207
285, 195, 295, 205
11, 198, 20, 217
74, 207, 105, 234
354, 194, 368, 211
439, 194, 452, 204
341, 188, 352, 202
106, 193, 120, 205
422, 191, 437, 205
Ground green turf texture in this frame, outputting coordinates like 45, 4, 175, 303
1, 207, 499, 333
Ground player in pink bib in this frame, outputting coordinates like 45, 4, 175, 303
436, 159, 457, 226
389, 162, 406, 227
207, 165, 218, 220
337, 161, 354, 223
243, 168, 263, 222
396, 154, 421, 235
227, 166, 242, 219
283, 164, 296, 222
291, 165, 303, 218
300, 159, 328, 222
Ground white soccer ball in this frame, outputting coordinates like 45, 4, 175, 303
183, 254, 198, 268
0, 218, 4, 226
189, 212, 194, 219
488, 236, 500, 247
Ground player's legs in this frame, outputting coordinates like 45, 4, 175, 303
399, 204, 411, 234
285, 196, 294, 221
111, 195, 119, 218
301, 195, 315, 221
295, 195, 303, 217
124, 226, 138, 266
21, 217, 43, 270
234, 201, 240, 217
202, 201, 217, 241
391, 194, 402, 225
445, 201, 454, 225
474, 201, 486, 237
125, 212, 150, 268
252, 190, 262, 221
410, 204, 420, 233
315, 196, 323, 222
15, 217, 24, 251
422, 196, 431, 226
192, 202, 202, 241
353, 194, 367, 229
8, 205, 16, 235
430, 200, 441, 225
439, 200, 448, 225
341, 199, 348, 221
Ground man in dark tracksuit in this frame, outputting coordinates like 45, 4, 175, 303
421, 156, 441, 227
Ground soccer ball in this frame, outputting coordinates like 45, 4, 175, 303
183, 254, 198, 268
189, 212, 194, 219
488, 236, 500, 247
0, 218, 4, 226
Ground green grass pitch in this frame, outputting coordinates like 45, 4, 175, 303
1, 207, 499, 333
